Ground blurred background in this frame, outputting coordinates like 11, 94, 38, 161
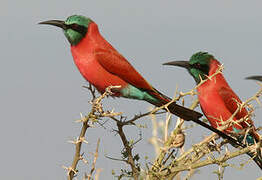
1, 0, 262, 179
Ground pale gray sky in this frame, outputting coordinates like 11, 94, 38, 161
1, 0, 262, 179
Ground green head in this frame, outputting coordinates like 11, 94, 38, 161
39, 15, 92, 46
163, 52, 214, 84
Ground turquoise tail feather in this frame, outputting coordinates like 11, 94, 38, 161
233, 128, 262, 170
120, 84, 202, 121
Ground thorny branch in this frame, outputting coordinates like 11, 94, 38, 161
147, 67, 262, 179
87, 138, 101, 180
108, 103, 166, 179
116, 122, 140, 180
64, 71, 262, 180
66, 85, 122, 180
66, 114, 90, 180
66, 84, 164, 180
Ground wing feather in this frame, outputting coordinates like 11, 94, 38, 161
94, 49, 151, 89
219, 86, 253, 127
94, 49, 170, 102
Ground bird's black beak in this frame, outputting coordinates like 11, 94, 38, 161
163, 61, 191, 70
39, 20, 67, 30
245, 76, 262, 82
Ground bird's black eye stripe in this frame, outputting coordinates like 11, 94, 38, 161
66, 23, 87, 35
192, 63, 209, 75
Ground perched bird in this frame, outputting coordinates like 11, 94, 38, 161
163, 52, 262, 169
38, 15, 202, 121
246, 76, 262, 82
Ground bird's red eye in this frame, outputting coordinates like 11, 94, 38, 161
194, 63, 202, 69
71, 24, 79, 30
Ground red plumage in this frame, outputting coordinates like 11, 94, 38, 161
197, 60, 260, 141
71, 22, 169, 102
69, 21, 202, 120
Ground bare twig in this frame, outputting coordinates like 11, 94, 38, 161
87, 138, 100, 180
117, 122, 139, 180
163, 144, 253, 176
68, 115, 91, 180
66, 73, 262, 180
148, 69, 262, 179
151, 99, 199, 172
67, 86, 122, 180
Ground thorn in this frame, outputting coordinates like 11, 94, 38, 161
80, 137, 89, 144
206, 74, 212, 81
75, 112, 88, 123
68, 137, 88, 145
68, 139, 78, 144
218, 64, 224, 72
255, 97, 262, 107
225, 146, 229, 155
80, 155, 88, 164
105, 85, 121, 95
62, 165, 77, 176
174, 85, 178, 98
75, 119, 83, 123
80, 112, 83, 119
199, 74, 203, 83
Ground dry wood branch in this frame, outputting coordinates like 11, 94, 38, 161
87, 138, 100, 180
151, 99, 200, 173
68, 116, 91, 180
162, 145, 252, 178
148, 73, 262, 179
117, 122, 140, 180
65, 75, 262, 180
67, 86, 122, 180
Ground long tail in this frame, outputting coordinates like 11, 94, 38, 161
235, 130, 262, 170
147, 88, 262, 170
146, 87, 202, 121
147, 88, 252, 146
166, 102, 202, 121
247, 132, 262, 170
169, 101, 262, 170
245, 75, 262, 169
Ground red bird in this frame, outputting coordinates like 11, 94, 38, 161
164, 52, 262, 169
38, 15, 203, 121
